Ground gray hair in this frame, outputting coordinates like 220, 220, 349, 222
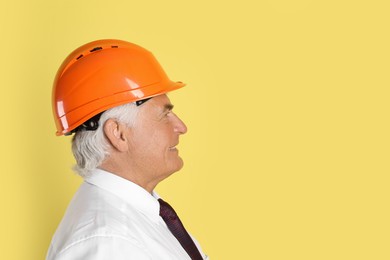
71, 102, 139, 178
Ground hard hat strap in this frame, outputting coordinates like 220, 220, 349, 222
135, 97, 151, 106
66, 97, 152, 135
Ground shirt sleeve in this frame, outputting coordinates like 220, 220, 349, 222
51, 235, 151, 260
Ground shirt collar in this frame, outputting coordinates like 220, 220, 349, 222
85, 168, 161, 222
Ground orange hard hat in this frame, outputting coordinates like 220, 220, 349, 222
52, 39, 185, 136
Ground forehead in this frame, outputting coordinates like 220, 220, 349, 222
148, 94, 172, 109
140, 94, 173, 116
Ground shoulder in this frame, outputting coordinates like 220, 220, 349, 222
48, 183, 149, 259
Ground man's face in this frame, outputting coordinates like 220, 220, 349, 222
124, 94, 187, 183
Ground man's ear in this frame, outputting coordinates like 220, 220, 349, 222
103, 119, 129, 152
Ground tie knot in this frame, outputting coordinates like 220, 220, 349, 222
158, 198, 178, 221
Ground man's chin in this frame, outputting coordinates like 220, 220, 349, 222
168, 158, 184, 175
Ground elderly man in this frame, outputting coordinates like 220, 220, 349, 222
47, 39, 208, 260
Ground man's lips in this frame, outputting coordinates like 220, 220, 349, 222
169, 144, 178, 151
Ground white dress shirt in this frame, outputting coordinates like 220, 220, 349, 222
46, 169, 208, 260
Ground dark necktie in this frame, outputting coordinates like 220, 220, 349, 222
158, 198, 204, 260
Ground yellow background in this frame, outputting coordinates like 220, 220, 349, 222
0, 0, 389, 259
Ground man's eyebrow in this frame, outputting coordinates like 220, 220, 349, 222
163, 103, 174, 112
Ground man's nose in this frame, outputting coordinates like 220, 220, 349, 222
174, 115, 187, 134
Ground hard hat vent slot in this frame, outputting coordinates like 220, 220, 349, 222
90, 47, 103, 52
111, 45, 118, 48
76, 54, 84, 60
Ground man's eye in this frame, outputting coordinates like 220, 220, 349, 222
161, 111, 171, 119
